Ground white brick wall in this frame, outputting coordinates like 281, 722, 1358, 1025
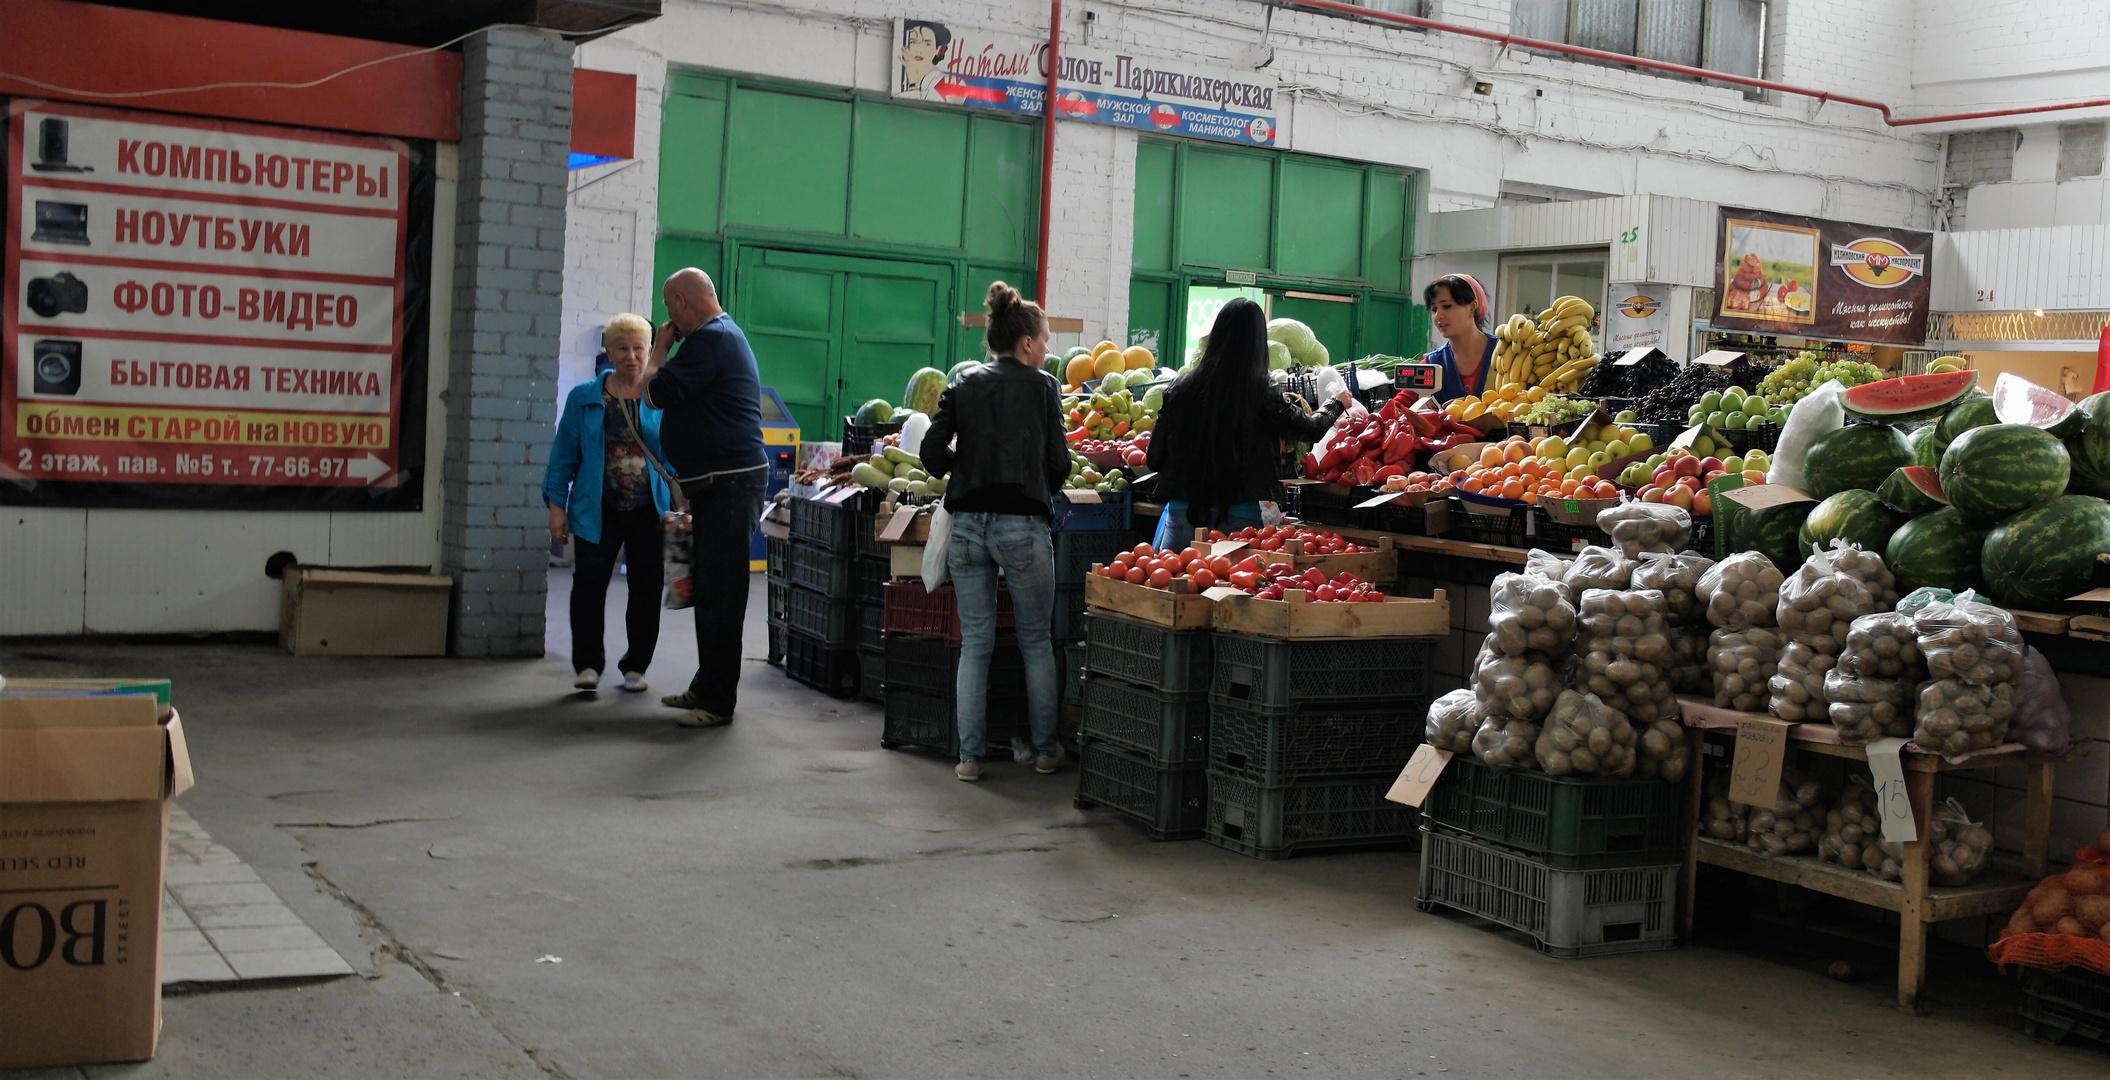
562, 38, 667, 396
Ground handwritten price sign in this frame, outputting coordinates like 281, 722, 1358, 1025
1385, 744, 1452, 808
1728, 717, 1793, 806
1865, 738, 1918, 843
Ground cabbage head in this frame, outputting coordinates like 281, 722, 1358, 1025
1267, 318, 1328, 368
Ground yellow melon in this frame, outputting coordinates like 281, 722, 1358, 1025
1092, 350, 1125, 380
1121, 345, 1154, 371
1091, 340, 1119, 358
1064, 355, 1096, 388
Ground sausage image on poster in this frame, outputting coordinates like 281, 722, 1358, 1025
3, 100, 433, 509
1710, 207, 1931, 346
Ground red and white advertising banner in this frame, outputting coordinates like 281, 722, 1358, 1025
6, 100, 411, 491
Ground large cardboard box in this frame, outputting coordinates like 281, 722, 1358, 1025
279, 566, 452, 656
0, 691, 193, 1070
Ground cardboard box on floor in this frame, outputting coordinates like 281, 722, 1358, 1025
280, 566, 452, 656
0, 690, 193, 1070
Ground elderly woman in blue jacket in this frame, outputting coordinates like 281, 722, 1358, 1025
544, 313, 674, 692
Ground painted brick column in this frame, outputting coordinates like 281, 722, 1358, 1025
442, 27, 574, 657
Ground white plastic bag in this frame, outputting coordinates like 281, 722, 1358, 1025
921, 504, 954, 591
2011, 646, 2073, 756
1767, 378, 1845, 491
899, 412, 932, 458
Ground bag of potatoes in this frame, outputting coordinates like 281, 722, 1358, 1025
1632, 551, 1715, 626
1424, 688, 1481, 755
1777, 544, 1879, 656
1711, 625, 1784, 712
1534, 689, 1637, 778
1472, 714, 1541, 771
1817, 774, 1881, 870
1697, 551, 1784, 630
1701, 775, 1748, 841
1597, 499, 1690, 558
1488, 571, 1578, 656
1471, 640, 1565, 722
1740, 767, 1823, 856
1913, 592, 2025, 687
1564, 545, 1638, 592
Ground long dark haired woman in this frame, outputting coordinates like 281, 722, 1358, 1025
920, 282, 1071, 782
1144, 298, 1356, 548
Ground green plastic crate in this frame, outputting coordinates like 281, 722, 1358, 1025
1423, 756, 1684, 870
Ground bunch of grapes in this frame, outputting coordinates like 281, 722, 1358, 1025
1755, 351, 1886, 406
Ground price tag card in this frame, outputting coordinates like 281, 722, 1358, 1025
1865, 737, 1918, 843
822, 483, 863, 505
1671, 424, 1710, 450
1210, 540, 1249, 558
1614, 347, 1665, 367
880, 507, 919, 541
1719, 484, 1815, 512
1064, 489, 1103, 504
1355, 491, 1406, 509
1202, 586, 1248, 602
1384, 745, 1453, 808
1727, 716, 1794, 806
1692, 349, 1747, 367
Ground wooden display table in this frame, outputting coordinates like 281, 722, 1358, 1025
1675, 698, 2054, 1013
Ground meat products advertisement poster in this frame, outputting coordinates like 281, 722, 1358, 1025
1710, 207, 1932, 346
3, 100, 433, 509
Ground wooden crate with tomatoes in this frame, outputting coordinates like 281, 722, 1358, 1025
1188, 526, 1396, 585
1214, 588, 1450, 640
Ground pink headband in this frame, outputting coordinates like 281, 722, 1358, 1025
1431, 273, 1489, 320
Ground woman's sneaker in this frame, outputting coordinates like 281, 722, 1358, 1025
621, 672, 648, 693
1034, 750, 1063, 775
573, 669, 599, 690
954, 761, 982, 782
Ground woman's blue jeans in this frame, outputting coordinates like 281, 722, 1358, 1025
947, 512, 1060, 762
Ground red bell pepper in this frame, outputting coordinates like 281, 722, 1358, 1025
1354, 458, 1378, 486
1381, 428, 1417, 465
1371, 464, 1404, 482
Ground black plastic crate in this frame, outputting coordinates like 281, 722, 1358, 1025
783, 628, 859, 697
767, 577, 790, 623
1074, 739, 1208, 841
1055, 529, 1143, 584
1052, 582, 1086, 642
784, 583, 856, 647
858, 645, 884, 703
1416, 825, 1679, 959
790, 496, 860, 553
850, 511, 888, 563
1424, 756, 1685, 869
1208, 695, 1421, 785
1210, 632, 1429, 707
858, 602, 886, 653
1083, 611, 1213, 694
1288, 483, 1359, 527
854, 554, 890, 606
882, 633, 1025, 699
1063, 642, 1087, 708
1717, 423, 1780, 455
841, 415, 906, 457
766, 536, 790, 576
1448, 499, 1535, 549
881, 687, 1028, 759
1080, 672, 1209, 766
2018, 965, 2110, 1047
786, 539, 854, 598
766, 623, 783, 667
1204, 771, 1420, 860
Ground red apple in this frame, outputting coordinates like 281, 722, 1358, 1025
1699, 456, 1724, 474
1673, 455, 1703, 478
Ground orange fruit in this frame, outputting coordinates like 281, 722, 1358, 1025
1064, 355, 1095, 387
1503, 441, 1528, 464
1500, 479, 1525, 500
1521, 491, 1539, 503
1121, 345, 1155, 370
1460, 477, 1484, 494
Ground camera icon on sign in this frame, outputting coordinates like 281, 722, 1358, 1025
27, 271, 89, 318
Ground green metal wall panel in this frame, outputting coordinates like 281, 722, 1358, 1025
1276, 160, 1364, 281
844, 261, 952, 412
851, 103, 968, 249
650, 235, 723, 323
1127, 278, 1174, 357
964, 117, 1037, 264
724, 89, 851, 235
1362, 297, 1407, 359
659, 92, 725, 236
735, 248, 841, 436
1180, 148, 1272, 270
1364, 172, 1408, 293
1131, 141, 1176, 272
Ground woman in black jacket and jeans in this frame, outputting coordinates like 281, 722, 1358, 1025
921, 282, 1071, 783
1146, 298, 1357, 547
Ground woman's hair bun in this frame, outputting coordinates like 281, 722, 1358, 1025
985, 281, 1019, 313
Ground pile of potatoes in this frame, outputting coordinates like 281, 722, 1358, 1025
1913, 677, 2016, 756
1711, 625, 1784, 712
1926, 800, 1995, 887
1697, 552, 1784, 630
1488, 572, 1578, 656
1827, 542, 1899, 611
1577, 588, 1673, 664
1840, 611, 1925, 680
1535, 689, 1637, 777
1915, 598, 2026, 686
1632, 552, 1714, 626
1769, 640, 1836, 722
1742, 767, 1824, 856
2006, 830, 2110, 941
1777, 552, 1880, 657
1473, 714, 1541, 771
1816, 776, 1882, 871
1564, 545, 1639, 592
1701, 776, 1748, 842
1668, 625, 1711, 695
1424, 689, 1480, 755
1598, 501, 1690, 559
1472, 641, 1565, 722
1824, 668, 1916, 742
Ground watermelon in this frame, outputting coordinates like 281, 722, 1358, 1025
947, 360, 983, 382
1981, 495, 2110, 609
1799, 489, 1908, 556
1938, 423, 2070, 524
1842, 370, 1980, 422
903, 367, 948, 415
1746, 500, 1818, 574
1907, 424, 1941, 468
2067, 391, 2110, 495
1885, 507, 1989, 596
1992, 371, 2088, 440
1877, 466, 1947, 514
851, 398, 893, 426
1801, 423, 1914, 499
1931, 391, 1996, 458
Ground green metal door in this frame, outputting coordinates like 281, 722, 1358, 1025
1267, 290, 1357, 366
731, 247, 953, 437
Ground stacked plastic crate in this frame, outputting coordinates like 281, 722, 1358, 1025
1415, 758, 1684, 957
764, 537, 789, 666
1051, 528, 1141, 742
1203, 635, 1430, 858
1071, 612, 1215, 839
781, 495, 863, 696
877, 581, 1029, 759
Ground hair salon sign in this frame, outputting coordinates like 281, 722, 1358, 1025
893, 19, 1278, 145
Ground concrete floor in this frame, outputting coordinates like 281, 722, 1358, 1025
3, 569, 2107, 1079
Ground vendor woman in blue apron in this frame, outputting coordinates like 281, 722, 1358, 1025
1423, 273, 1495, 404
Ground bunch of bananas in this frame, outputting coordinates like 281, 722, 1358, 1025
1491, 295, 1599, 393
1927, 355, 1969, 374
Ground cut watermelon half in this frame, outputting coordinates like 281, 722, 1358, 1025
1877, 465, 1948, 515
1842, 370, 1980, 422
1992, 371, 2087, 439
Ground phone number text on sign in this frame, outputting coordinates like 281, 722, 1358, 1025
5, 100, 411, 493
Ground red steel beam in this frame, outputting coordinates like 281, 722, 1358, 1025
1036, 0, 1062, 308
